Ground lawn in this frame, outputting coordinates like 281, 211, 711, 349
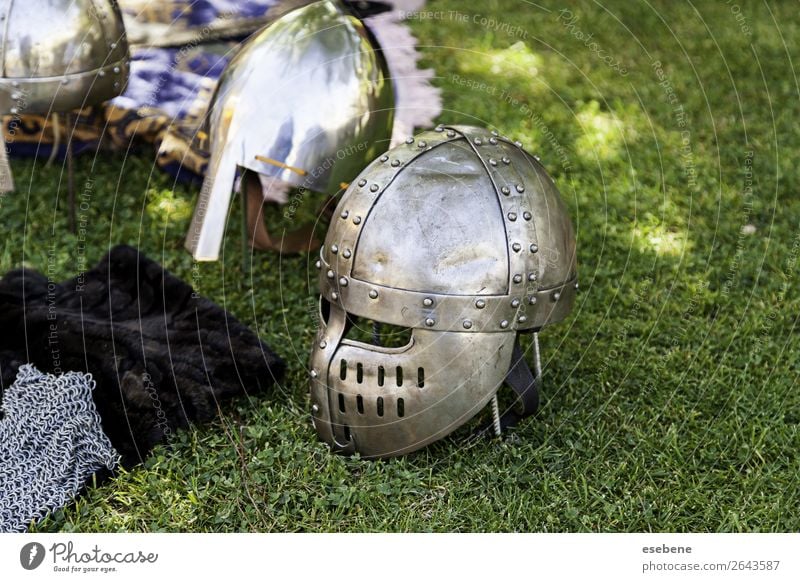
5, 0, 798, 531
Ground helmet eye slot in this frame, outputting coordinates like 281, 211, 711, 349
319, 297, 331, 325
338, 393, 346, 413
356, 363, 364, 384
377, 397, 384, 417
417, 367, 425, 388
340, 359, 348, 381
357, 395, 364, 414
396, 366, 403, 386
377, 366, 385, 387
397, 398, 405, 417
342, 315, 412, 348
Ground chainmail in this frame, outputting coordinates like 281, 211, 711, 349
0, 365, 119, 533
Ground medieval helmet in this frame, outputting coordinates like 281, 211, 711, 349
309, 125, 578, 458
0, 0, 129, 114
185, 0, 394, 261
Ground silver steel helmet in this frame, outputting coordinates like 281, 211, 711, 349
186, 0, 394, 261
309, 125, 578, 458
0, 0, 129, 114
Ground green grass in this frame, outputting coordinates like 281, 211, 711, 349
5, 0, 799, 531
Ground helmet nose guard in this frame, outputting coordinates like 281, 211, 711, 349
310, 125, 578, 458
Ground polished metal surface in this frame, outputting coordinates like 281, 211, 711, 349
310, 125, 578, 458
186, 0, 394, 261
0, 0, 130, 114
0, 131, 12, 192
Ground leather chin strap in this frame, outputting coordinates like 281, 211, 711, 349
476, 334, 541, 437
500, 337, 541, 431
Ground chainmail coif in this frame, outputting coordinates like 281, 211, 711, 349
0, 365, 119, 533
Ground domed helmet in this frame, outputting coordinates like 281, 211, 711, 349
309, 125, 578, 458
186, 0, 394, 261
0, 0, 129, 114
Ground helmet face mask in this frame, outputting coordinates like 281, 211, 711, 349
310, 125, 577, 458
312, 299, 518, 457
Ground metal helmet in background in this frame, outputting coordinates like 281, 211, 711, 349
186, 0, 395, 261
309, 125, 578, 458
0, 0, 129, 114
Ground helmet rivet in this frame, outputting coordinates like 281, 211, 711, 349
518, 315, 528, 323
530, 244, 539, 253
523, 211, 532, 221
369, 290, 378, 299
514, 140, 523, 147
475, 299, 486, 309
310, 369, 318, 378
423, 297, 434, 307
418, 141, 427, 148
447, 130, 456, 138
113, 66, 121, 74
534, 154, 541, 161
489, 158, 498, 166
512, 243, 522, 253
331, 244, 339, 254
380, 155, 389, 162
575, 282, 580, 290
331, 292, 339, 300
474, 138, 483, 145
502, 156, 511, 165
425, 318, 436, 327
343, 249, 352, 259
489, 137, 498, 145
326, 269, 335, 279
358, 179, 367, 187
353, 216, 362, 225
435, 125, 444, 132
463, 320, 473, 330
500, 320, 509, 329
516, 184, 525, 193
528, 273, 537, 282
319, 340, 327, 348
339, 277, 349, 287
312, 404, 320, 413
501, 186, 511, 195
491, 130, 499, 136
508, 212, 517, 221
552, 292, 561, 302
513, 274, 523, 284
391, 159, 401, 167
511, 298, 520, 308
340, 210, 349, 219
370, 184, 380, 192
406, 137, 415, 144
528, 296, 537, 305
315, 260, 321, 269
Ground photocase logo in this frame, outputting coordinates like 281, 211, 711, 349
20, 542, 46, 570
